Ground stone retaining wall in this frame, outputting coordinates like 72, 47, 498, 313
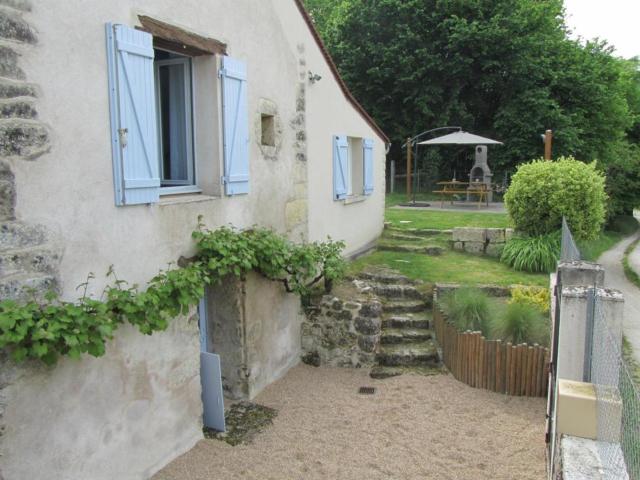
452, 227, 513, 257
302, 292, 382, 368
434, 283, 512, 299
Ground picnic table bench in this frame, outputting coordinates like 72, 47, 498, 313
432, 181, 490, 208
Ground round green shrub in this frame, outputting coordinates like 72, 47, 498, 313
504, 157, 607, 240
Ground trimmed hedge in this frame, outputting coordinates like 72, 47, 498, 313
504, 157, 607, 240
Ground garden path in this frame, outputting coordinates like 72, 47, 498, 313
598, 233, 640, 364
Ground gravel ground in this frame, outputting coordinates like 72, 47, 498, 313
153, 365, 546, 480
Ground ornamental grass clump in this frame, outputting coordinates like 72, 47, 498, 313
440, 287, 491, 336
500, 231, 561, 273
493, 302, 549, 346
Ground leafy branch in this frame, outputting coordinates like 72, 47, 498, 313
0, 220, 346, 365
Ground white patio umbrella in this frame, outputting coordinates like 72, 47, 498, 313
418, 131, 503, 145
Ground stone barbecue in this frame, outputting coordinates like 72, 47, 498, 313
467, 145, 493, 202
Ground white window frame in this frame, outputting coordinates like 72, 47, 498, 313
154, 54, 199, 195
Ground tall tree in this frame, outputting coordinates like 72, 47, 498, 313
304, 0, 640, 213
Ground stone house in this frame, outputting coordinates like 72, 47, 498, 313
0, 1, 388, 479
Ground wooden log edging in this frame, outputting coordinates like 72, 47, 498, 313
433, 307, 549, 397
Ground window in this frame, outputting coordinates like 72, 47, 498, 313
332, 135, 374, 200
106, 23, 249, 205
154, 49, 195, 192
260, 114, 275, 147
348, 137, 363, 196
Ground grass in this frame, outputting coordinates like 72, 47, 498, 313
386, 192, 439, 207
501, 232, 560, 273
349, 249, 548, 287
437, 294, 550, 346
386, 208, 510, 230
623, 237, 640, 289
623, 337, 640, 386
440, 287, 492, 335
578, 231, 625, 262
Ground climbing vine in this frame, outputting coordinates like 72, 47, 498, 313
0, 219, 346, 365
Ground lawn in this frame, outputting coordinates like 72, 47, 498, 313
386, 192, 439, 207
349, 250, 548, 287
358, 196, 636, 289
386, 208, 511, 230
578, 231, 624, 262
577, 215, 638, 261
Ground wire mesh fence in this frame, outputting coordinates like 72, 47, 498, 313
555, 218, 639, 478
560, 216, 581, 262
591, 292, 640, 479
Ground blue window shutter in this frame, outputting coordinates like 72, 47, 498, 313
106, 23, 160, 206
363, 138, 374, 195
333, 135, 348, 200
220, 56, 249, 196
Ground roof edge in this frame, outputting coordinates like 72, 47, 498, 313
292, 0, 390, 144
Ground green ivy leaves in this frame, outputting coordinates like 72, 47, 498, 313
0, 222, 346, 365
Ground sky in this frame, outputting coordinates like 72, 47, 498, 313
563, 0, 640, 59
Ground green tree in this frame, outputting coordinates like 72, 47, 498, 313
303, 0, 640, 213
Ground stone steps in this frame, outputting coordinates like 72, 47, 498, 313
377, 243, 444, 256
376, 341, 439, 367
384, 232, 426, 242
382, 314, 431, 330
0, 118, 50, 159
382, 299, 427, 314
380, 328, 433, 344
363, 269, 443, 378
0, 271, 56, 301
0, 244, 58, 276
357, 271, 414, 285
369, 282, 423, 300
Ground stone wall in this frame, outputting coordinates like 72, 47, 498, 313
0, 4, 60, 479
208, 272, 305, 401
434, 283, 512, 300
451, 227, 513, 257
284, 42, 309, 239
302, 289, 382, 368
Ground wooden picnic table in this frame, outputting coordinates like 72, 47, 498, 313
432, 180, 490, 208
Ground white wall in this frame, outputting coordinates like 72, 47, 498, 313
272, 1, 387, 256
1, 1, 387, 478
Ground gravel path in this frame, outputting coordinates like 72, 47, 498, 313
597, 233, 640, 364
153, 365, 546, 480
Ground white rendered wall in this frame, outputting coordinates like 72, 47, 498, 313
2, 1, 386, 479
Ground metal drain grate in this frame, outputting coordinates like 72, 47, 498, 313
358, 386, 376, 395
